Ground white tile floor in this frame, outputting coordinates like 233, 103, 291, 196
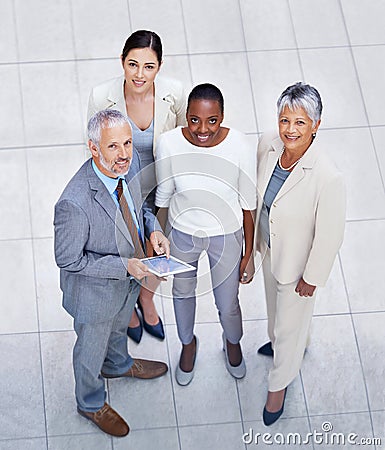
1, 1, 384, 449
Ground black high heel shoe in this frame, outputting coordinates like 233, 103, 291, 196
127, 307, 143, 343
137, 301, 165, 340
263, 388, 287, 426
258, 341, 274, 357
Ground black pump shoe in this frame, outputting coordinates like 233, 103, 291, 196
258, 341, 274, 357
138, 302, 165, 340
263, 388, 287, 426
127, 307, 143, 343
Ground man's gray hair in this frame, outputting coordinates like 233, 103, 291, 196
277, 82, 323, 126
87, 109, 131, 148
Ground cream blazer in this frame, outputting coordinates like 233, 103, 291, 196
87, 75, 187, 154
255, 131, 346, 287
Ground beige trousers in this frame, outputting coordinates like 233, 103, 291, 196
262, 248, 316, 391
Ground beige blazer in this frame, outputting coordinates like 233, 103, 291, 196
255, 131, 346, 287
87, 75, 187, 153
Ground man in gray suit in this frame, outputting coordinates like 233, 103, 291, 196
54, 109, 170, 437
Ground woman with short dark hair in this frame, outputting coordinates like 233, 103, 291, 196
156, 83, 257, 385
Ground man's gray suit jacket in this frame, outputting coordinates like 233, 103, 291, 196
54, 153, 161, 324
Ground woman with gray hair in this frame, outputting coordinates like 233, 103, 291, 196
255, 82, 346, 425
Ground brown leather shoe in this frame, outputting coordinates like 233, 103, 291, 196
77, 403, 129, 437
102, 358, 168, 380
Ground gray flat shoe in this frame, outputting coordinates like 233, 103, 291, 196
222, 333, 246, 379
175, 336, 199, 386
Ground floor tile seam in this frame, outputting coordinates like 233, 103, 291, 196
337, 250, 354, 320
125, 0, 133, 31
178, 0, 194, 93
337, 249, 377, 438
0, 54, 185, 66
109, 424, 181, 433
235, 376, 246, 441
163, 319, 234, 326
286, 0, 305, 82
342, 310, 385, 316
298, 370, 314, 449
0, 236, 53, 243
242, 412, 310, 423
346, 218, 385, 223
68, 0, 86, 136
312, 312, 352, 318
0, 236, 31, 243
0, 329, 74, 338
2, 123, 384, 152
320, 124, 385, 131
0, 436, 48, 443
312, 311, 385, 318
0, 431, 98, 442
338, 2, 385, 50
161, 286, 183, 449
237, 0, 260, 133
12, 1, 50, 443
44, 426, 179, 439
0, 143, 85, 151
3, 43, 385, 67
368, 124, 385, 192
178, 414, 313, 429
337, 1, 385, 192
313, 251, 374, 435
241, 318, 268, 323
347, 314, 379, 426
176, 419, 244, 429
308, 409, 372, 418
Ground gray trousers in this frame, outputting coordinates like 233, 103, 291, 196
170, 228, 243, 345
73, 281, 140, 412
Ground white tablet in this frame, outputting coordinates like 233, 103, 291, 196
141, 255, 195, 277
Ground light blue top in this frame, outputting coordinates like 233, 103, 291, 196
259, 163, 290, 247
128, 118, 156, 212
91, 160, 141, 235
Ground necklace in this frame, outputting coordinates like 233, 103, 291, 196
278, 148, 302, 171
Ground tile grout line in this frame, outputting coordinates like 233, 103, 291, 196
12, 0, 49, 448
338, 3, 382, 445
286, 0, 306, 82
68, 0, 86, 145
67, 6, 112, 446
234, 377, 248, 450
299, 370, 316, 450
169, 4, 192, 448
179, 0, 194, 90
1, 126, 384, 153
0, 142, 86, 151
1, 42, 384, 67
337, 250, 377, 443
126, 0, 133, 32
288, 5, 375, 445
337, 0, 385, 195
236, 0, 260, 134
308, 409, 379, 418
345, 218, 385, 223
159, 282, 183, 450
0, 236, 54, 243
287, 4, 315, 443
